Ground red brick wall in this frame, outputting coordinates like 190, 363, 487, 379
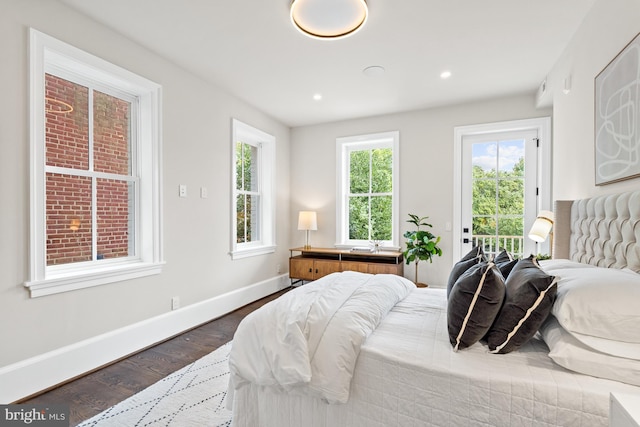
45, 173, 92, 264
96, 179, 130, 260
94, 90, 130, 175
45, 74, 131, 266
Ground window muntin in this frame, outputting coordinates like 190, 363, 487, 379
27, 29, 163, 297
230, 119, 275, 259
337, 131, 399, 248
45, 75, 135, 267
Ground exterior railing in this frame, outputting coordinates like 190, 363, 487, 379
473, 235, 524, 259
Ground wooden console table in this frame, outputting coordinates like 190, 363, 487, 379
289, 247, 404, 284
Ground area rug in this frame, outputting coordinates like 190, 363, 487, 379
77, 342, 232, 426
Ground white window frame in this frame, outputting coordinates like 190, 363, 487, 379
336, 131, 400, 249
26, 29, 163, 298
230, 119, 276, 260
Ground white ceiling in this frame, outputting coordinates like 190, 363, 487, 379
60, 0, 597, 127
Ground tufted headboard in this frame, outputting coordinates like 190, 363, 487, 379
553, 190, 640, 273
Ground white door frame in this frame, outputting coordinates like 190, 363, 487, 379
453, 117, 552, 259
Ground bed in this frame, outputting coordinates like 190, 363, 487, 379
227, 190, 640, 427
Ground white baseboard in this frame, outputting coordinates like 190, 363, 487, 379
0, 274, 289, 403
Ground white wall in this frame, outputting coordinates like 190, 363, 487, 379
545, 0, 640, 199
291, 95, 551, 287
0, 0, 290, 372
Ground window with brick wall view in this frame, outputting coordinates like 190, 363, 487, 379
28, 29, 161, 297
45, 73, 134, 266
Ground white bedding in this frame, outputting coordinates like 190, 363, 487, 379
230, 287, 640, 427
228, 271, 414, 404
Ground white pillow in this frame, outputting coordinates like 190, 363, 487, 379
568, 330, 640, 360
540, 316, 640, 387
539, 259, 596, 271
551, 266, 640, 343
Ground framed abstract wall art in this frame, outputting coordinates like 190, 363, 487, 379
595, 32, 640, 185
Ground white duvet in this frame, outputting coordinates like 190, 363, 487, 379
227, 271, 414, 404
230, 288, 640, 427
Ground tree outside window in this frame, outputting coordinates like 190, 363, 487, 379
348, 148, 393, 241
336, 131, 399, 248
230, 119, 275, 259
472, 140, 525, 256
235, 141, 260, 244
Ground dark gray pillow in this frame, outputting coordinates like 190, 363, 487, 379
496, 259, 518, 279
447, 261, 506, 351
493, 250, 517, 279
446, 246, 485, 297
493, 249, 513, 264
486, 256, 558, 354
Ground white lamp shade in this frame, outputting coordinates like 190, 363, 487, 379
298, 211, 318, 231
528, 210, 554, 243
290, 0, 368, 39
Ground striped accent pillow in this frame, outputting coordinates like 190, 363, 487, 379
446, 246, 486, 297
447, 261, 505, 351
487, 256, 557, 354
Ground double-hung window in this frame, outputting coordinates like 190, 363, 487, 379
26, 29, 163, 297
230, 119, 275, 259
336, 131, 399, 248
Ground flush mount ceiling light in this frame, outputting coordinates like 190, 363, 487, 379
363, 65, 385, 77
290, 0, 368, 40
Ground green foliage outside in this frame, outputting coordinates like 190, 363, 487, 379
472, 157, 525, 254
236, 141, 257, 243
348, 148, 393, 241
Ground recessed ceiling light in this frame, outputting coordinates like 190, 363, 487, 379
440, 71, 452, 79
313, 93, 323, 101
363, 65, 385, 77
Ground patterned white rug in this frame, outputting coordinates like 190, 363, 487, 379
77, 342, 233, 427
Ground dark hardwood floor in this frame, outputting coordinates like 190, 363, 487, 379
21, 288, 290, 426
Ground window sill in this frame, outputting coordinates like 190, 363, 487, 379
230, 245, 276, 260
24, 261, 165, 298
334, 243, 401, 251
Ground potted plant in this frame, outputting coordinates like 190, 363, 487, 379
403, 214, 443, 287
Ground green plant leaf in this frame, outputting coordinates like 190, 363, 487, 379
401, 213, 443, 264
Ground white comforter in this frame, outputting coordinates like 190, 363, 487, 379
230, 288, 640, 427
227, 271, 415, 404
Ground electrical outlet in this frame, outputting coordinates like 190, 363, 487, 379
179, 185, 187, 198
276, 263, 281, 274
200, 187, 208, 198
171, 296, 180, 310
